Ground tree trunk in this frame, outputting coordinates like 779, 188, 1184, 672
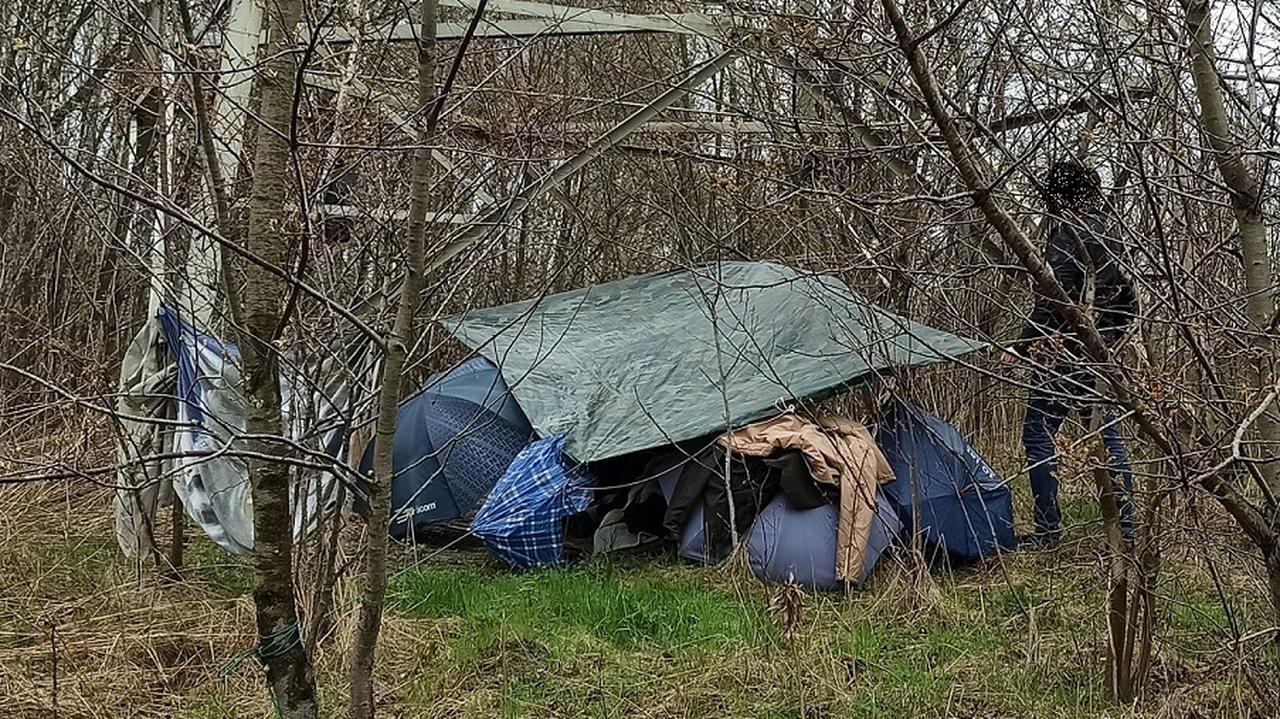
1089, 411, 1140, 702
1267, 546, 1280, 660
234, 0, 318, 715
165, 494, 184, 580
348, 0, 438, 716
1181, 0, 1280, 497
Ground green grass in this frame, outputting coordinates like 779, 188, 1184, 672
2, 498, 1273, 718
184, 540, 256, 597
25, 535, 115, 596
380, 557, 1124, 719
178, 693, 250, 719
159, 541, 1264, 718
389, 562, 773, 656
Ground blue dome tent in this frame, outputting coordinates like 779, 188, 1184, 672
357, 358, 534, 539
875, 400, 1015, 561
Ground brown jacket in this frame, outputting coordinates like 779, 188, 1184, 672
719, 414, 895, 581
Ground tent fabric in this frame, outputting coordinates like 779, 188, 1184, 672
414, 357, 531, 429
356, 358, 533, 539
446, 261, 986, 463
470, 435, 593, 569
746, 489, 902, 590
875, 400, 1015, 560
113, 305, 366, 557
648, 446, 901, 586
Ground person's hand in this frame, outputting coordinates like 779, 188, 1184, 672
999, 350, 1018, 366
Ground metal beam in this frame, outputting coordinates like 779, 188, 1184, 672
310, 70, 860, 139
426, 49, 740, 274
203, 3, 720, 48
317, 204, 476, 224
438, 0, 717, 36
321, 15, 709, 43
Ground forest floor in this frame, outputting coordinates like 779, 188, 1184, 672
0, 431, 1274, 718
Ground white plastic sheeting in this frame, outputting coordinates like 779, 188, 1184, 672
113, 306, 370, 557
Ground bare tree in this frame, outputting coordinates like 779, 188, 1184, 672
1180, 0, 1280, 658
1179, 0, 1280, 487
348, 0, 439, 715
879, 0, 1280, 699
233, 0, 319, 714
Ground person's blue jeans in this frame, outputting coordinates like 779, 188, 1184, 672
1022, 382, 1134, 540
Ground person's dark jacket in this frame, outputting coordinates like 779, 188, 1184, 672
1014, 210, 1137, 358
664, 447, 780, 563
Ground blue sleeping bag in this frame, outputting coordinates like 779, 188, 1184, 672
746, 490, 901, 589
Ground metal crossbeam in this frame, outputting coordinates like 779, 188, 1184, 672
316, 204, 476, 224
426, 49, 740, 274
439, 0, 717, 35
319, 0, 718, 45
202, 2, 720, 47
327, 15, 710, 42
308, 72, 857, 139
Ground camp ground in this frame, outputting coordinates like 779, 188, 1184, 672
115, 260, 1015, 590
9, 0, 1280, 714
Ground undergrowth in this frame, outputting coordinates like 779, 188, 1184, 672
0, 477, 1271, 719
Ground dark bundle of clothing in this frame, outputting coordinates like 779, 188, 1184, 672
564, 447, 675, 559
566, 443, 836, 564
664, 446, 834, 562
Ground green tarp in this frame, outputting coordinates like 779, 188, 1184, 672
446, 261, 985, 462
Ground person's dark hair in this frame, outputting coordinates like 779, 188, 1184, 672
1040, 160, 1102, 208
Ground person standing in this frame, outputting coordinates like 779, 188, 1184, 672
1002, 160, 1138, 547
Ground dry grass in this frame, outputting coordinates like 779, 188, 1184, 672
0, 418, 1274, 718
0, 480, 261, 718
0, 417, 262, 718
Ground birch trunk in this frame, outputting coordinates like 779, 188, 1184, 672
235, 0, 318, 714
1180, 0, 1280, 659
1180, 0, 1280, 496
